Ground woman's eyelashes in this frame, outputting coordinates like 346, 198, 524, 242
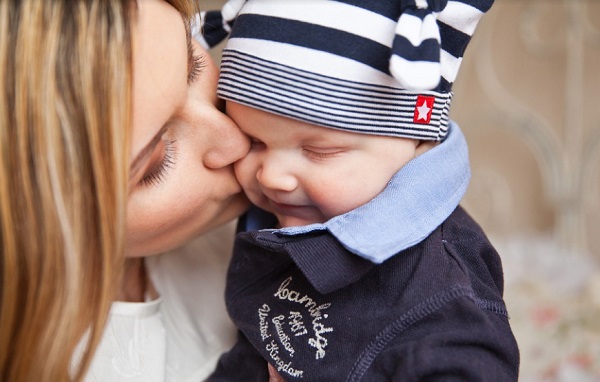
188, 53, 206, 84
187, 41, 207, 84
139, 139, 177, 188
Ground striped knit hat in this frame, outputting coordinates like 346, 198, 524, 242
195, 0, 494, 141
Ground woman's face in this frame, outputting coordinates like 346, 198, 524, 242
126, 0, 249, 257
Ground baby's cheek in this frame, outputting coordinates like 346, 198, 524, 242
308, 180, 361, 219
233, 158, 253, 189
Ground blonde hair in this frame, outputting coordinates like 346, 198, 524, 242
0, 0, 196, 380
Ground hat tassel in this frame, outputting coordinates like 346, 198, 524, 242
390, 0, 447, 90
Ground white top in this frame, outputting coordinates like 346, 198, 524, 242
83, 222, 238, 382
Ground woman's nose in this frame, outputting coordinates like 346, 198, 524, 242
203, 115, 250, 169
256, 154, 297, 192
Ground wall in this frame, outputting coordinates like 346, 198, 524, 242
454, 0, 600, 259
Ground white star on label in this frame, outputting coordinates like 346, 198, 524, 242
416, 100, 431, 121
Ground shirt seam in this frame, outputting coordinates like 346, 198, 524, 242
345, 284, 474, 382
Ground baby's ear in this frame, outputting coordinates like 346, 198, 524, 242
191, 0, 247, 49
415, 140, 439, 157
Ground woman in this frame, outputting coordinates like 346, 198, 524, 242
0, 0, 249, 380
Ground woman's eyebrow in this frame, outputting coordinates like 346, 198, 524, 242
183, 16, 196, 82
130, 125, 169, 179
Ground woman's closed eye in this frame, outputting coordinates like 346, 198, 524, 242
185, 18, 207, 84
139, 138, 177, 187
188, 49, 207, 84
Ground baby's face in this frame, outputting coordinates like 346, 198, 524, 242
228, 102, 418, 227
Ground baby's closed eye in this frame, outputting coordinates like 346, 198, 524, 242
302, 146, 346, 160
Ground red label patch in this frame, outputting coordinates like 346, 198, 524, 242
413, 95, 435, 124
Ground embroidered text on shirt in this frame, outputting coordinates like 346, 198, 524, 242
273, 277, 334, 360
255, 276, 336, 378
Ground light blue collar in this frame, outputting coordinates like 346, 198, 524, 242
250, 121, 470, 264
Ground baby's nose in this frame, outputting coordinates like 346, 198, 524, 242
256, 155, 297, 192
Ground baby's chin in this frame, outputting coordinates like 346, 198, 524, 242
249, 195, 327, 228
273, 212, 325, 229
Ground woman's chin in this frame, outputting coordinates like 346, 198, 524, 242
206, 192, 250, 232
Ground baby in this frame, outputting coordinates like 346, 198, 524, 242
197, 0, 520, 380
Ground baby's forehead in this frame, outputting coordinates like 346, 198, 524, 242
271, 117, 404, 148
227, 101, 413, 148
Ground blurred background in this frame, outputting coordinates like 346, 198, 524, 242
454, 1, 600, 380
200, 0, 600, 380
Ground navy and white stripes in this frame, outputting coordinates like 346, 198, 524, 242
219, 50, 452, 140
389, 0, 446, 90
196, 0, 494, 141
193, 0, 246, 49
436, 0, 493, 90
